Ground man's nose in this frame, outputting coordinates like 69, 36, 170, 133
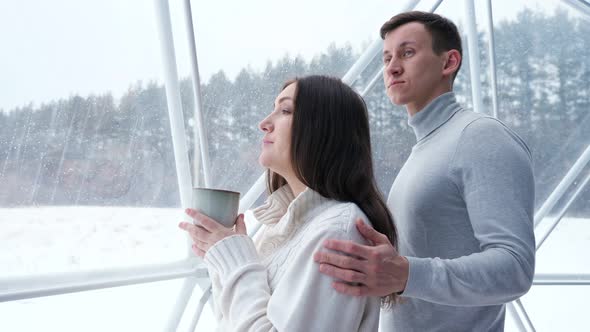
386, 58, 402, 77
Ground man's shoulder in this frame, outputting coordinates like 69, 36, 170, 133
440, 110, 499, 139
453, 111, 528, 150
450, 112, 532, 165
452, 109, 497, 128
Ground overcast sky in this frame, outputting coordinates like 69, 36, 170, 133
0, 0, 567, 111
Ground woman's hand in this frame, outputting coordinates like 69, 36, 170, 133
178, 208, 247, 257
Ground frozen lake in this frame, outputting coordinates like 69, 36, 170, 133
1, 207, 588, 331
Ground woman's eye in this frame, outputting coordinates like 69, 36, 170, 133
383, 57, 391, 65
281, 109, 291, 114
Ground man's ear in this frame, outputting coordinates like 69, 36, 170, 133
442, 50, 461, 77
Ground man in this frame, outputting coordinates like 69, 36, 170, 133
313, 11, 535, 331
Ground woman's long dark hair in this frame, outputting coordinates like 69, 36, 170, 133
266, 75, 398, 306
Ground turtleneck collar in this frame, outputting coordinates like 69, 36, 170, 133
252, 185, 334, 226
251, 185, 337, 256
408, 92, 463, 142
252, 185, 295, 225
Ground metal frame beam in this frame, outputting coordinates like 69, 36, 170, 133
183, 0, 211, 188
0, 260, 205, 302
534, 144, 590, 227
485, 0, 499, 118
536, 168, 590, 250
533, 273, 590, 285
464, 0, 485, 114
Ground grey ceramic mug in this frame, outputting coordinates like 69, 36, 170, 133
191, 187, 240, 227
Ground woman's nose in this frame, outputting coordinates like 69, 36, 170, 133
259, 115, 273, 132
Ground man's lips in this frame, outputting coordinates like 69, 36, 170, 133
389, 80, 404, 88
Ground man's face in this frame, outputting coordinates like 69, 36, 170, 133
382, 22, 450, 115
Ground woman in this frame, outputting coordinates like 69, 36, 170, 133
179, 75, 397, 331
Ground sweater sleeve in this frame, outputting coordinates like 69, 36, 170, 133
402, 118, 536, 306
204, 208, 378, 331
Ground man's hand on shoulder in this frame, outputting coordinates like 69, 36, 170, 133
313, 219, 409, 297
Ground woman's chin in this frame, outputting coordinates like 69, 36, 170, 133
258, 155, 270, 169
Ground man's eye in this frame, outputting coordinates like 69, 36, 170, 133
383, 58, 391, 65
403, 49, 414, 57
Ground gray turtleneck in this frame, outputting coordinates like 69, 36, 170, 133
380, 92, 535, 332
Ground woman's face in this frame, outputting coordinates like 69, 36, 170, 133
258, 82, 296, 178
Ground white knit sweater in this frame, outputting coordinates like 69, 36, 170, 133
204, 186, 381, 331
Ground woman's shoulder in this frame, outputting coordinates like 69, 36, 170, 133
306, 201, 369, 241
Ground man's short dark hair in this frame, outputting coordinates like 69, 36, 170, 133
380, 11, 463, 81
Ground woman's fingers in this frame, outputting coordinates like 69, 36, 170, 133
181, 224, 213, 257
234, 214, 247, 234
185, 208, 225, 232
191, 244, 206, 257
180, 211, 245, 257
178, 222, 210, 243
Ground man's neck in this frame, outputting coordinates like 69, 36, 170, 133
406, 88, 453, 116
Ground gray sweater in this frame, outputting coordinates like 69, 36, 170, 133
380, 92, 535, 332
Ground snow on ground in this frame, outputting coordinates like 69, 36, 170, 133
0, 206, 218, 331
0, 207, 589, 331
0, 207, 187, 276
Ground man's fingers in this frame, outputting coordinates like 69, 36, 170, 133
356, 219, 390, 245
318, 263, 367, 284
331, 281, 370, 297
322, 239, 372, 259
314, 251, 366, 271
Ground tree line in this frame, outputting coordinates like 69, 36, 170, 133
1, 9, 589, 215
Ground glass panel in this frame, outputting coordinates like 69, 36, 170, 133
0, 206, 186, 276
486, 2, 590, 330
187, 291, 218, 332
186, 0, 415, 195
350, 0, 487, 193
516, 204, 590, 331
515, 287, 590, 332
0, 1, 187, 276
0, 279, 199, 332
489, 0, 590, 210
536, 212, 590, 274
2, 1, 590, 331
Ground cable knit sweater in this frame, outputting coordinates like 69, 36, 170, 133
204, 186, 381, 332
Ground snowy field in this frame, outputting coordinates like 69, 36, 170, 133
1, 207, 589, 331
